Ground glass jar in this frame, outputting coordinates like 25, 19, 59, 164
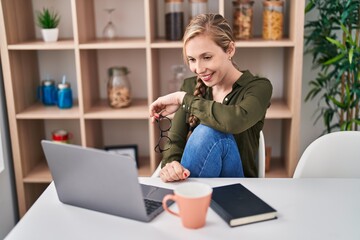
232, 0, 254, 40
189, 0, 208, 22
57, 82, 73, 109
107, 66, 131, 108
39, 79, 56, 106
165, 0, 184, 41
262, 0, 284, 40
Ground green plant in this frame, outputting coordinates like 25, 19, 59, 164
304, 0, 360, 133
36, 7, 60, 29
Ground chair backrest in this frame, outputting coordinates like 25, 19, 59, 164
258, 130, 266, 178
293, 131, 360, 178
151, 130, 266, 178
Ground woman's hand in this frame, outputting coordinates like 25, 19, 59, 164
159, 161, 190, 182
149, 91, 186, 122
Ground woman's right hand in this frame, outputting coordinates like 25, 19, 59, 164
149, 91, 186, 123
160, 161, 190, 182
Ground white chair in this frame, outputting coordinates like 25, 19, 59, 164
151, 130, 266, 178
293, 131, 360, 178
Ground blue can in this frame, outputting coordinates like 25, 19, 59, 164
38, 80, 57, 105
57, 82, 73, 109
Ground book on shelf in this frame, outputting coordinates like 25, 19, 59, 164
210, 183, 277, 227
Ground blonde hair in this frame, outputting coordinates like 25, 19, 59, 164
182, 13, 237, 139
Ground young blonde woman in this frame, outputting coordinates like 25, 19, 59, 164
149, 13, 272, 182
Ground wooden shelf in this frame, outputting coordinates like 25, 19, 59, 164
84, 99, 149, 119
16, 102, 81, 119
151, 38, 295, 49
23, 161, 52, 183
79, 38, 147, 49
266, 99, 292, 119
8, 39, 75, 50
234, 38, 295, 48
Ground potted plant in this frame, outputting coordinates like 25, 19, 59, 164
304, 0, 360, 133
36, 7, 60, 42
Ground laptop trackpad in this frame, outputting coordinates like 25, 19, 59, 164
141, 184, 173, 202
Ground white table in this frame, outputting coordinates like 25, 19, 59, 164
5, 178, 360, 240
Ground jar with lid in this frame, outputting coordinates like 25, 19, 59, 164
38, 79, 56, 106
232, 0, 254, 40
189, 0, 208, 22
107, 66, 131, 108
165, 0, 184, 41
57, 81, 73, 109
262, 0, 284, 40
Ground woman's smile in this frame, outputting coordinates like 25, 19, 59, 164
199, 73, 213, 82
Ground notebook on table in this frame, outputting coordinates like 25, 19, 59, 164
211, 183, 277, 227
41, 140, 173, 222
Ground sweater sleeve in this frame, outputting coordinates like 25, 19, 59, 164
181, 78, 272, 134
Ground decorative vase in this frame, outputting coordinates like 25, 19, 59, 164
41, 28, 59, 42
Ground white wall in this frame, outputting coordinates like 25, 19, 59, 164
299, 6, 325, 156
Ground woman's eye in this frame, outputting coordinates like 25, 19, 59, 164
188, 58, 195, 63
204, 56, 212, 60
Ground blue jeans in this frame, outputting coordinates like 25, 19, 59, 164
181, 124, 244, 177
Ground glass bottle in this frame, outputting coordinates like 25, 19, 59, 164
232, 0, 254, 40
189, 0, 208, 22
168, 65, 186, 93
107, 66, 132, 108
262, 0, 284, 40
165, 0, 184, 41
103, 8, 117, 40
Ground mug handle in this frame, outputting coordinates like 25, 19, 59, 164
162, 194, 179, 217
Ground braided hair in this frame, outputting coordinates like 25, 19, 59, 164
183, 13, 237, 139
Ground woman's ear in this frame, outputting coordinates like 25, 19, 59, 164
227, 41, 236, 58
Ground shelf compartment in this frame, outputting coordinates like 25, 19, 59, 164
84, 99, 148, 119
23, 161, 51, 183
16, 102, 81, 119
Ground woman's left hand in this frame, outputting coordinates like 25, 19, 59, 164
149, 91, 186, 122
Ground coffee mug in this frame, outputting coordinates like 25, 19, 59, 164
162, 182, 213, 229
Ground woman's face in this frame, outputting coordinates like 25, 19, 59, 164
185, 34, 233, 88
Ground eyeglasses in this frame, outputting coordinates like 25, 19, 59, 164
154, 115, 172, 153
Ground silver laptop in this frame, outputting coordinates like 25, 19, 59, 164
41, 140, 173, 222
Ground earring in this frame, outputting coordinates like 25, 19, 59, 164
228, 56, 232, 61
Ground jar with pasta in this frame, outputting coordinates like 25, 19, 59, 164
232, 0, 254, 40
262, 0, 284, 40
107, 66, 132, 108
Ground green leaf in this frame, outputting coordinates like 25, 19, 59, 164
323, 53, 345, 65
305, 1, 315, 14
348, 48, 354, 64
328, 96, 346, 109
325, 37, 345, 50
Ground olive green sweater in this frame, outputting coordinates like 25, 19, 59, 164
161, 70, 273, 177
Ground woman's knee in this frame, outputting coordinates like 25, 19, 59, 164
188, 124, 232, 145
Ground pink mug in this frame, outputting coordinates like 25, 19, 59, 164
162, 182, 213, 229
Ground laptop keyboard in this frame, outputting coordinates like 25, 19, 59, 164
144, 199, 163, 215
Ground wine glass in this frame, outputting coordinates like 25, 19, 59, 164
102, 8, 117, 40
